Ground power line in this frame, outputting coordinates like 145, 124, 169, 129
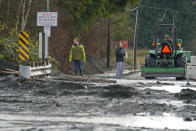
127, 5, 196, 15
140, 5, 196, 15
126, 6, 138, 12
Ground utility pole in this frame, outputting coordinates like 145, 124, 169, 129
47, 0, 49, 11
107, 18, 111, 68
154, 10, 157, 55
133, 7, 139, 70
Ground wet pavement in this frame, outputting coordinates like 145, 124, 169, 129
0, 74, 196, 131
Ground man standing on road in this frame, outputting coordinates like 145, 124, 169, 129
69, 38, 86, 76
115, 42, 126, 79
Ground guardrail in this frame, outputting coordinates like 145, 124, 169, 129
19, 61, 52, 79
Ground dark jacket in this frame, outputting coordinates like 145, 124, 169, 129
115, 48, 126, 62
161, 39, 173, 46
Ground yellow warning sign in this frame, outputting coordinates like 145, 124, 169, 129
19, 31, 30, 61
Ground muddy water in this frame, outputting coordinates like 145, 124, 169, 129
0, 77, 196, 131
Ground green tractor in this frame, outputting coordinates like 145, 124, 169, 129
141, 17, 191, 80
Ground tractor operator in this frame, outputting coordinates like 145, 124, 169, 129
162, 35, 173, 48
157, 35, 173, 53
162, 35, 172, 45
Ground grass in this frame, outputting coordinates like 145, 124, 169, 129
125, 49, 148, 70
111, 48, 148, 70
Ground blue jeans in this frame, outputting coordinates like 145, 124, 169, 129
116, 61, 124, 79
73, 60, 83, 76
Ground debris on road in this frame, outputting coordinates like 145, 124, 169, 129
51, 75, 117, 83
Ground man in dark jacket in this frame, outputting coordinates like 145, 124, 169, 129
115, 42, 126, 79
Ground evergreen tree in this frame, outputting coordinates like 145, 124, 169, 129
137, 0, 196, 48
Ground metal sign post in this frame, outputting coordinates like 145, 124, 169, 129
39, 32, 42, 59
44, 26, 51, 58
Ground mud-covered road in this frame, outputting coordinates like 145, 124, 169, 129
1, 74, 196, 131
1, 57, 196, 131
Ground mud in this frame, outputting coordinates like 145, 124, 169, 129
175, 88, 196, 99
1, 75, 196, 131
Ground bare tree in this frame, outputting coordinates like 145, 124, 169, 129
16, 0, 32, 31
23, 0, 32, 29
21, 0, 26, 31
6, 0, 10, 25
16, 0, 23, 33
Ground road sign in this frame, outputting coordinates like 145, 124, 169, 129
19, 31, 30, 61
37, 12, 58, 27
121, 40, 128, 49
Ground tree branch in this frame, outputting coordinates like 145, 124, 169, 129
23, 0, 32, 30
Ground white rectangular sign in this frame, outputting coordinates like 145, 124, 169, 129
37, 12, 58, 26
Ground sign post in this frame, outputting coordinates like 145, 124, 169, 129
39, 32, 42, 59
37, 12, 58, 60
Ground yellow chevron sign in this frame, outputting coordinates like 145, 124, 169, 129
19, 31, 30, 61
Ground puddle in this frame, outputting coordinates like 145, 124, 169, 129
157, 99, 196, 107
116, 79, 196, 86
0, 113, 196, 130
145, 85, 196, 93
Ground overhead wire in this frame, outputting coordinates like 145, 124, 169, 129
140, 5, 196, 15
127, 5, 196, 15
126, 6, 138, 12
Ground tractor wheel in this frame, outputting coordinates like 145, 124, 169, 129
145, 55, 155, 67
145, 55, 155, 79
176, 77, 186, 80
175, 54, 186, 67
175, 54, 187, 80
145, 77, 155, 79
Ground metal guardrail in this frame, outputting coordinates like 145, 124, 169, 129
19, 61, 52, 79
